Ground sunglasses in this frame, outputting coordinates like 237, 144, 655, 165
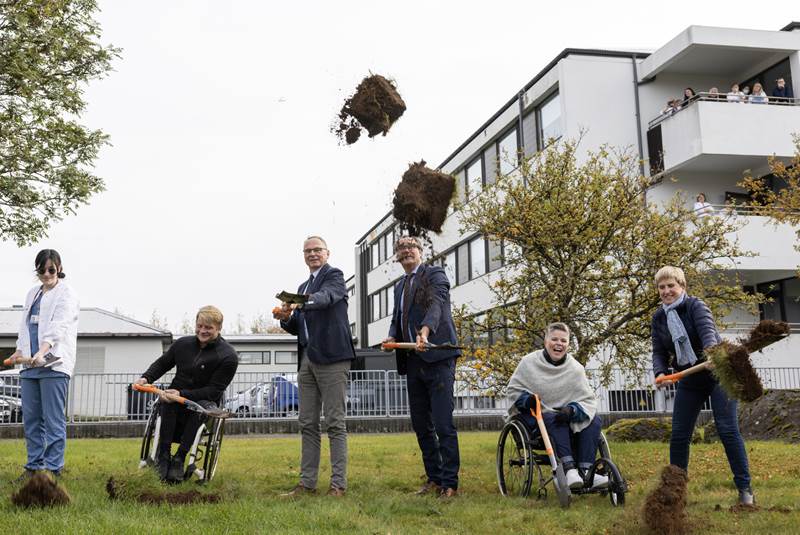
36, 267, 57, 275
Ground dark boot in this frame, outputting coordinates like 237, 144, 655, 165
156, 445, 171, 481
166, 454, 185, 483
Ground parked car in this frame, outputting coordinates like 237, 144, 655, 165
225, 376, 299, 417
0, 395, 22, 423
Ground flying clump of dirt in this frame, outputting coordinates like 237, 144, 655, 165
642, 465, 690, 535
334, 74, 406, 144
392, 161, 456, 235
11, 471, 71, 508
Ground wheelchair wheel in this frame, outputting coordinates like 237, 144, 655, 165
139, 404, 160, 467
604, 459, 626, 506
201, 417, 225, 483
496, 419, 533, 497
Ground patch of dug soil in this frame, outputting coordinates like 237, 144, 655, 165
605, 417, 701, 443
334, 74, 406, 144
737, 389, 800, 443
106, 476, 222, 505
642, 465, 690, 535
392, 161, 455, 235
11, 471, 71, 508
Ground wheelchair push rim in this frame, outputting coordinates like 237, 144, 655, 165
496, 419, 533, 497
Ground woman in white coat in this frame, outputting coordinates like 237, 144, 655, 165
7, 249, 79, 478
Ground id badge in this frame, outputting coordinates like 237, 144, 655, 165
30, 314, 39, 324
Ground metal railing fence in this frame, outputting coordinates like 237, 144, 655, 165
0, 367, 797, 425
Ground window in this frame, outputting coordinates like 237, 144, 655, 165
522, 111, 538, 156
466, 158, 483, 198
758, 277, 800, 324
457, 243, 469, 285
488, 239, 503, 271
370, 242, 379, 270
371, 293, 381, 322
386, 286, 394, 316
538, 92, 562, 147
275, 351, 297, 364
452, 169, 467, 212
443, 251, 456, 286
470, 237, 486, 278
75, 346, 105, 374
498, 129, 518, 175
238, 351, 271, 364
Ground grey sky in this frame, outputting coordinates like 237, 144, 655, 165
0, 1, 793, 330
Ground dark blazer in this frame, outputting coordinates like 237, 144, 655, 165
141, 335, 239, 403
280, 263, 355, 370
389, 263, 461, 375
651, 295, 721, 377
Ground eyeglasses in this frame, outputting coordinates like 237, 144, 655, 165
395, 244, 419, 252
36, 267, 57, 275
303, 247, 327, 255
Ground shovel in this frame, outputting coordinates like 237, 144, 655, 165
132, 384, 231, 418
381, 342, 463, 351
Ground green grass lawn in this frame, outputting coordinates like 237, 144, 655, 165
0, 432, 797, 534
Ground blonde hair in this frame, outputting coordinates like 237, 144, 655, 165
196, 305, 224, 328
546, 322, 570, 336
654, 266, 686, 288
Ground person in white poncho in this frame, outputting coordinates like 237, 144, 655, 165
506, 322, 607, 490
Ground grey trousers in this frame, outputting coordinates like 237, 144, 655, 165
298, 356, 350, 490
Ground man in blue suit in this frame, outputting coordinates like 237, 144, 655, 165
273, 236, 355, 497
382, 235, 461, 498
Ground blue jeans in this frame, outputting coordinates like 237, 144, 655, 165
20, 368, 70, 472
520, 411, 601, 469
671, 371, 751, 490
406, 355, 460, 490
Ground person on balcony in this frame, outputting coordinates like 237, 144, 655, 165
749, 83, 768, 104
650, 266, 754, 506
708, 87, 723, 101
506, 322, 607, 491
692, 193, 714, 218
682, 87, 696, 105
726, 83, 745, 103
660, 99, 681, 116
771, 78, 794, 100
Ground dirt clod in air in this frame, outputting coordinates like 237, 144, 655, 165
11, 471, 71, 508
741, 319, 789, 353
392, 161, 455, 235
642, 465, 690, 535
334, 74, 406, 144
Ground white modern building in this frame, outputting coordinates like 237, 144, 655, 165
354, 22, 800, 376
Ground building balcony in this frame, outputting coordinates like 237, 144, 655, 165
647, 96, 800, 176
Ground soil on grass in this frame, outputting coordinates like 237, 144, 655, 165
334, 74, 406, 144
392, 161, 455, 235
11, 471, 71, 508
106, 476, 222, 505
740, 319, 790, 353
642, 465, 690, 535
736, 389, 800, 443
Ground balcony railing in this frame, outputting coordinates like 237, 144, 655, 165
648, 92, 799, 130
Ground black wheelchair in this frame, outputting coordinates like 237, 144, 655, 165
139, 399, 227, 483
496, 410, 626, 508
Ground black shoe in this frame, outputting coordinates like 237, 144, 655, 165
13, 468, 37, 483
155, 446, 171, 480
166, 455, 185, 483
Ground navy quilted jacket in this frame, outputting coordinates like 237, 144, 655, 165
651, 295, 721, 377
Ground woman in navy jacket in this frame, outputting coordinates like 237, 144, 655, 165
651, 266, 753, 505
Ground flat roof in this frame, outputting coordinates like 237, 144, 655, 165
0, 307, 172, 339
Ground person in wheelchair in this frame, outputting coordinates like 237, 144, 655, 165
134, 305, 238, 483
506, 322, 607, 491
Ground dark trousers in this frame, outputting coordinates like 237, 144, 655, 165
406, 355, 460, 490
158, 400, 212, 458
670, 371, 751, 490
521, 412, 601, 468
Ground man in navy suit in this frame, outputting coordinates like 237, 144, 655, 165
273, 236, 355, 497
382, 235, 461, 498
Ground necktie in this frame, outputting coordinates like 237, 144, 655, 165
401, 273, 415, 342
302, 274, 314, 345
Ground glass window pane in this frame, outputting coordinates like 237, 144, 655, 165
275, 351, 297, 364
488, 239, 503, 271
263, 351, 271, 364
372, 293, 381, 322
383, 233, 391, 262
387, 285, 394, 316
783, 278, 800, 324
466, 158, 483, 198
457, 244, 469, 285
239, 351, 263, 364
444, 252, 456, 286
498, 129, 518, 175
370, 242, 379, 270
540, 93, 562, 145
470, 237, 486, 278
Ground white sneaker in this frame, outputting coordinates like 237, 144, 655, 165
591, 472, 609, 489
566, 468, 583, 489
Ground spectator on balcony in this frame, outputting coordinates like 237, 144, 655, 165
708, 87, 723, 101
742, 85, 751, 100
771, 78, 794, 99
682, 87, 696, 105
693, 193, 714, 218
660, 99, 681, 116
726, 83, 745, 102
749, 83, 768, 104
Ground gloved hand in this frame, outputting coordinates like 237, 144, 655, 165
554, 405, 574, 424
525, 394, 538, 411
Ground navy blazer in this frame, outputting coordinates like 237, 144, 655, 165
280, 263, 355, 370
651, 295, 721, 377
389, 263, 460, 375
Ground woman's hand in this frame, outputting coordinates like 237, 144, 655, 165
554, 405, 574, 424
654, 376, 674, 388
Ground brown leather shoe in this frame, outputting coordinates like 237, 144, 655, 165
327, 486, 346, 497
279, 484, 316, 497
414, 480, 443, 495
439, 488, 458, 499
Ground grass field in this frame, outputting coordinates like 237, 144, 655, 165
0, 432, 798, 534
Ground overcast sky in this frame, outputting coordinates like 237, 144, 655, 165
0, 1, 794, 331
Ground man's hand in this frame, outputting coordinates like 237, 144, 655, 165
381, 337, 395, 352
159, 389, 182, 403
272, 302, 293, 322
416, 327, 430, 352
134, 377, 148, 386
